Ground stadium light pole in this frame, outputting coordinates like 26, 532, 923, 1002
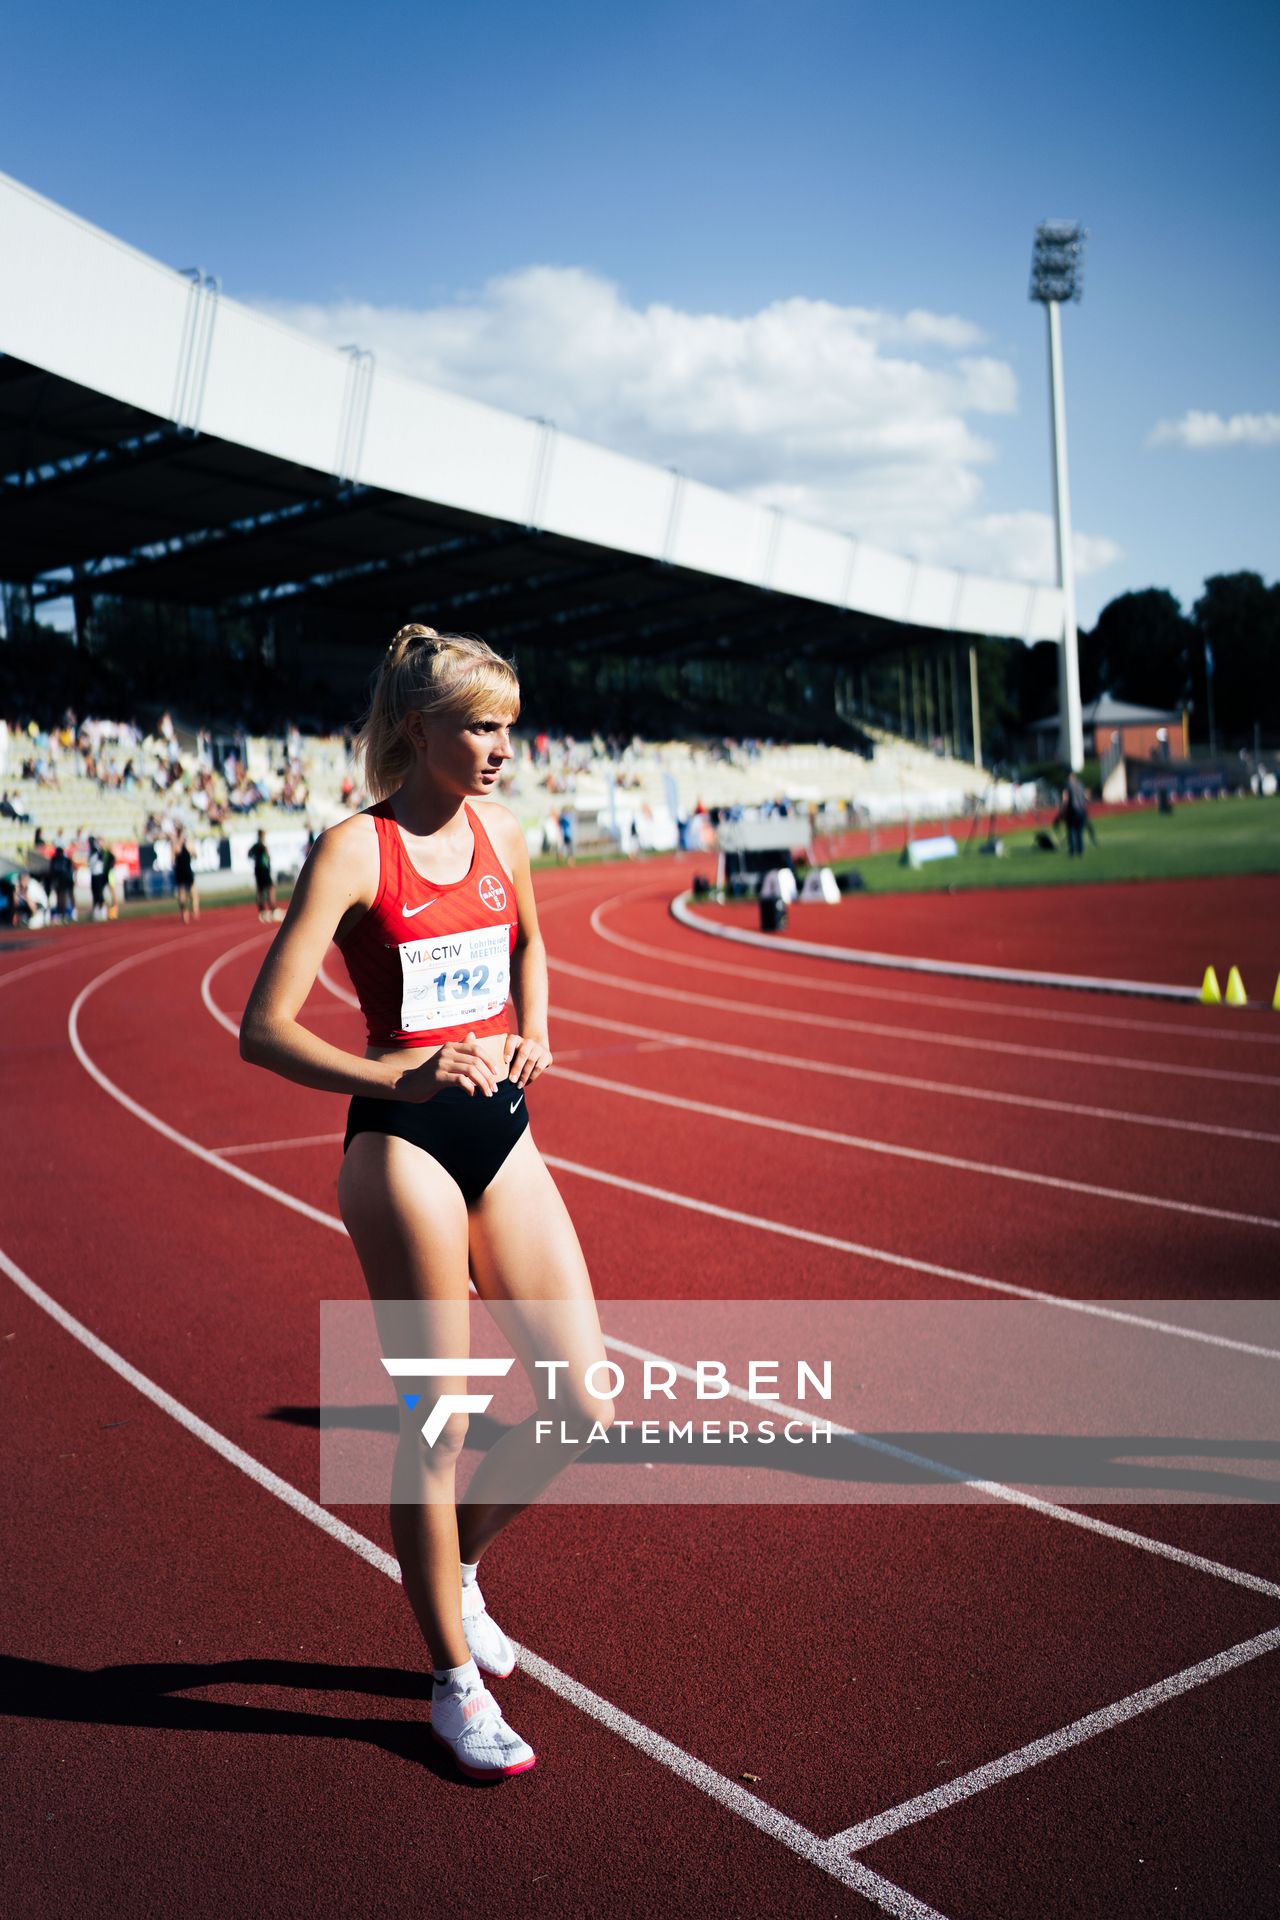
1030, 220, 1087, 772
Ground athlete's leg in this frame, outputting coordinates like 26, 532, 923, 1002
459, 1130, 614, 1564
338, 1131, 474, 1670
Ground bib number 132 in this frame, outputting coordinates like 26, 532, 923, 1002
398, 925, 510, 1032
433, 964, 489, 1001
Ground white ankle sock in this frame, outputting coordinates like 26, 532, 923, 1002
460, 1559, 480, 1588
432, 1656, 479, 1691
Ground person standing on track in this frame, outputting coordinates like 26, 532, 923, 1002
1057, 773, 1090, 859
250, 829, 278, 921
87, 836, 108, 921
239, 623, 614, 1783
173, 829, 199, 922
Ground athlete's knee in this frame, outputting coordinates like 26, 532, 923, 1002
401, 1405, 470, 1460
558, 1384, 615, 1434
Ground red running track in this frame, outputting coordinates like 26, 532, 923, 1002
2, 859, 1279, 1920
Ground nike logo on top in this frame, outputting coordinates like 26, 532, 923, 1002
402, 900, 438, 918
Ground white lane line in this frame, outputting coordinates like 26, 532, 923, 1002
201, 930, 273, 1032
214, 1132, 347, 1156
552, 1065, 1280, 1232
323, 947, 1279, 1142
567, 936, 1279, 1092
186, 1130, 1280, 1365
69, 948, 345, 1235
66, 932, 1280, 1615
829, 1626, 1280, 1855
597, 1330, 1280, 1600
318, 952, 358, 1005
0, 1238, 947, 1919
587, 893, 1280, 1047
594, 891, 1280, 1045
547, 1006, 1280, 1147
672, 890, 1208, 1001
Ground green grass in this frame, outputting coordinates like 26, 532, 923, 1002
827, 795, 1280, 896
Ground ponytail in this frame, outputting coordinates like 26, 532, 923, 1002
352, 623, 520, 801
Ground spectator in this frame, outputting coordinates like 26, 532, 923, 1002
173, 829, 199, 924
47, 843, 76, 923
557, 805, 575, 866
251, 829, 279, 922
87, 836, 109, 921
1057, 773, 1090, 858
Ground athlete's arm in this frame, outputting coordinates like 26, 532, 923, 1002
239, 821, 497, 1101
238, 820, 409, 1096
481, 801, 553, 1089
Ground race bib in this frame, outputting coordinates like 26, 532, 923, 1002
398, 924, 511, 1034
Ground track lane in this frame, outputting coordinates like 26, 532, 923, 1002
584, 886, 1280, 1075
691, 873, 1280, 1003
10, 887, 1280, 1920
3, 1263, 921, 1920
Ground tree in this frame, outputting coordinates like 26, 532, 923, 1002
1192, 572, 1280, 743
1079, 589, 1194, 710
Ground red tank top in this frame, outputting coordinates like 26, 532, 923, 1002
336, 800, 518, 1049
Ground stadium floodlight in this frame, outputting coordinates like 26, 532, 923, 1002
1030, 221, 1085, 305
1030, 220, 1087, 772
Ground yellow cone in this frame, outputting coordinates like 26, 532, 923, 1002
1225, 966, 1247, 1008
1273, 974, 1280, 1013
1199, 966, 1222, 1005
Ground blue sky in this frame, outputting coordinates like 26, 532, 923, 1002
7, 0, 1277, 624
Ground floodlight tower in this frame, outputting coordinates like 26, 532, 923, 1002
1030, 220, 1087, 772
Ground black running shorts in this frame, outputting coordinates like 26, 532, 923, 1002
343, 1079, 530, 1205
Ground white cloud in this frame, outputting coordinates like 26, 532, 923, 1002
257, 266, 1116, 583
921, 512, 1124, 583
1148, 409, 1280, 450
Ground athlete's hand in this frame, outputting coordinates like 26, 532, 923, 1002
397, 1032, 501, 1101
503, 1030, 553, 1088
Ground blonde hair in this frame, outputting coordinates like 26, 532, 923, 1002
352, 624, 520, 801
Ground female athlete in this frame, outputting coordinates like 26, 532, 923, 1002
239, 625, 614, 1781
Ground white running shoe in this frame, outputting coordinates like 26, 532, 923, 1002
430, 1675, 536, 1780
461, 1578, 517, 1679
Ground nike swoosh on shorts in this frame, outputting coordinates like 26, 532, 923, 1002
402, 900, 438, 917
509, 1094, 524, 1113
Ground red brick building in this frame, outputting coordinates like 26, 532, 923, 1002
1024, 694, 1187, 765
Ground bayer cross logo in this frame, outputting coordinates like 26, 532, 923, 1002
478, 873, 507, 912
381, 1357, 514, 1443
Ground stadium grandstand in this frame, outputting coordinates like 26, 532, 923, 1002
1, 169, 1060, 914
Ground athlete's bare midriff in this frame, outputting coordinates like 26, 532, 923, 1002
362, 1032, 513, 1075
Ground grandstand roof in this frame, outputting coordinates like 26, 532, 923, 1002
0, 172, 1065, 659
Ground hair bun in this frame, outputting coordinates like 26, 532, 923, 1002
392, 623, 439, 646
